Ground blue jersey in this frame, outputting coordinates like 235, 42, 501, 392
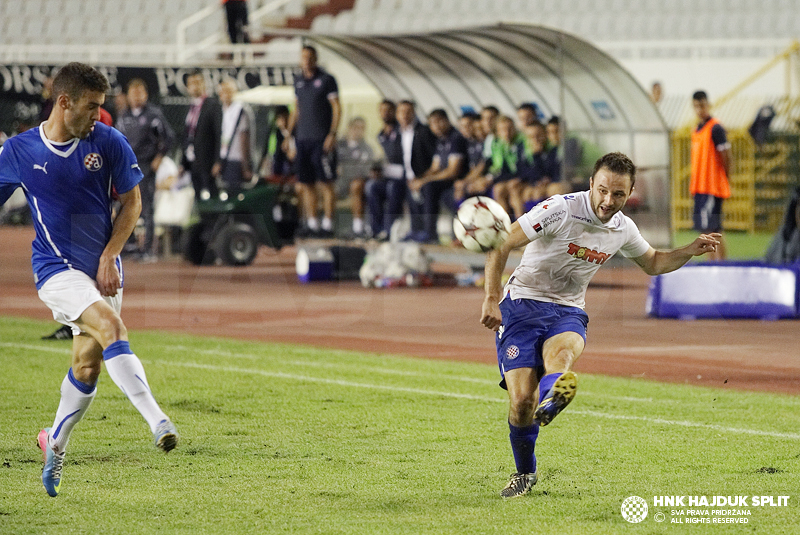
0, 122, 142, 289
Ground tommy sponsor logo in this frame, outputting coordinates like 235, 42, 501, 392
567, 242, 610, 265
33, 162, 48, 174
84, 153, 103, 171
571, 214, 592, 223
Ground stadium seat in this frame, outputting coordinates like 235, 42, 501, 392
2, 19, 25, 44
284, 0, 307, 18
353, 0, 378, 13
332, 10, 354, 33
310, 13, 334, 32
22, 0, 44, 17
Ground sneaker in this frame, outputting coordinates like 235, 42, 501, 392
154, 419, 179, 452
534, 371, 578, 426
37, 428, 64, 497
41, 325, 73, 340
500, 472, 537, 498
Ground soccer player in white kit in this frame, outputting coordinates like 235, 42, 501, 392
481, 152, 720, 498
0, 63, 178, 497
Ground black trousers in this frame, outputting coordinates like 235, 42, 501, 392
225, 1, 249, 44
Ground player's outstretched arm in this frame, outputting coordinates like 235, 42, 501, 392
97, 186, 142, 297
481, 221, 531, 331
631, 233, 721, 276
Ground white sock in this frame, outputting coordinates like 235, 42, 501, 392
102, 341, 168, 434
49, 368, 96, 454
321, 217, 333, 231
307, 217, 319, 230
353, 218, 364, 234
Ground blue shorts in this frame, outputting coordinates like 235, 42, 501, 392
496, 297, 588, 389
693, 194, 724, 232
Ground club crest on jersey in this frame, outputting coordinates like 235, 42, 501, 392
84, 153, 103, 171
506, 345, 520, 360
567, 242, 610, 265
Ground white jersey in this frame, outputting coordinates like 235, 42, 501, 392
506, 191, 651, 309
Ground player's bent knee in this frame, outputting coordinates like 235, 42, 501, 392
88, 314, 128, 347
509, 393, 536, 420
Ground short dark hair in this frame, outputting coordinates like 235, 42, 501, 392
481, 105, 499, 116
52, 62, 109, 102
397, 99, 415, 108
274, 104, 290, 118
302, 45, 318, 58
460, 111, 480, 120
592, 152, 636, 190
517, 103, 536, 113
381, 99, 396, 108
428, 108, 448, 121
547, 115, 560, 126
692, 90, 708, 101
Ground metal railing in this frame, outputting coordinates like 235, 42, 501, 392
176, 0, 297, 63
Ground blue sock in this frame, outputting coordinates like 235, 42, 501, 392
509, 422, 539, 474
538, 373, 562, 404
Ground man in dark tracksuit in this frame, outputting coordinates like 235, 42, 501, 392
116, 78, 175, 258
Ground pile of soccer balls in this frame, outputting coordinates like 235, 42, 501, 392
453, 196, 512, 253
359, 242, 432, 288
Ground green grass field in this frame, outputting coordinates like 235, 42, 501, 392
673, 231, 773, 260
1, 317, 798, 535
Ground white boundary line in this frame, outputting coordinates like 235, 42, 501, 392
162, 345, 658, 403
155, 360, 800, 441
5, 342, 800, 440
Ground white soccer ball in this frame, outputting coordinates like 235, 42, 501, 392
453, 196, 512, 252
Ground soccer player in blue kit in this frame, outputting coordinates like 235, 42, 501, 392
0, 63, 178, 497
481, 152, 721, 498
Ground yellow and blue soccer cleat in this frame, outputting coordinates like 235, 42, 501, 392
534, 371, 578, 426
37, 428, 64, 497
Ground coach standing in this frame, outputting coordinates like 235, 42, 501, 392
286, 45, 341, 238
690, 90, 731, 261
116, 79, 175, 259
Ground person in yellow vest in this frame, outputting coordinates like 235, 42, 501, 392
691, 90, 731, 261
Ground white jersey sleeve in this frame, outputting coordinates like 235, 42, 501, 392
517, 196, 570, 241
618, 215, 652, 258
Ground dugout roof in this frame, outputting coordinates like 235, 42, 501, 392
306, 24, 671, 246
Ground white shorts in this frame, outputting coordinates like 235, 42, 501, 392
37, 270, 123, 336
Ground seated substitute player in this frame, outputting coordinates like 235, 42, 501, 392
0, 62, 178, 498
481, 152, 720, 498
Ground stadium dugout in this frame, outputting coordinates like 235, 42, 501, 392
302, 24, 671, 247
